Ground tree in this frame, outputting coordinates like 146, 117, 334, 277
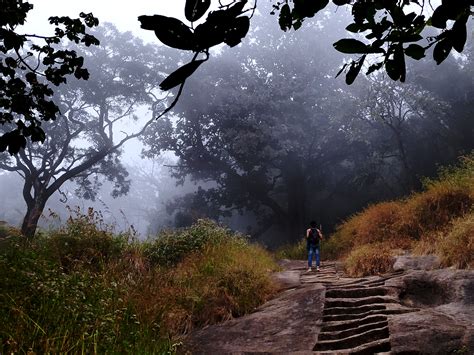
1, 0, 100, 153
141, 12, 370, 241
356, 76, 450, 191
0, 24, 176, 238
139, 0, 473, 106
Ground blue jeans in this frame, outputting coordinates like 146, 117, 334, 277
307, 244, 320, 267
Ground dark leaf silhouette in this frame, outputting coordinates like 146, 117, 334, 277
433, 37, 452, 65
138, 15, 195, 50
160, 60, 205, 91
345, 55, 365, 85
279, 4, 292, 31
294, 0, 329, 19
451, 14, 469, 53
405, 44, 425, 60
185, 0, 211, 22
334, 38, 368, 54
224, 16, 250, 47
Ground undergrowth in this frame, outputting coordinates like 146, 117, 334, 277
0, 213, 278, 354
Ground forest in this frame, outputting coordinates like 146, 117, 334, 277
0, 0, 473, 353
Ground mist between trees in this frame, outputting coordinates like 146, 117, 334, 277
0, 4, 473, 246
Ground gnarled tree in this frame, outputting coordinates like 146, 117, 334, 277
0, 24, 177, 238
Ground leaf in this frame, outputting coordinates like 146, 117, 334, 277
450, 14, 468, 53
333, 38, 368, 54
279, 4, 292, 31
433, 37, 452, 65
160, 60, 205, 91
346, 55, 365, 85
386, 44, 405, 82
431, 4, 448, 29
346, 23, 361, 33
223, 16, 250, 47
185, 0, 211, 22
366, 61, 383, 76
294, 0, 329, 19
227, 0, 248, 18
335, 63, 349, 78
333, 0, 350, 5
138, 15, 195, 50
405, 44, 425, 60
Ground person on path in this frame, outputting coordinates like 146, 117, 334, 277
306, 221, 323, 272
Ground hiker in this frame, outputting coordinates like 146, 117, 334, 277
306, 221, 323, 272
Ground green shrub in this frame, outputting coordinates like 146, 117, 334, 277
45, 207, 127, 271
144, 219, 238, 267
275, 238, 306, 260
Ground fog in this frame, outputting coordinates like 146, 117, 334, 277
0, 1, 472, 246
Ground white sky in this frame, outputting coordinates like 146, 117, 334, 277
25, 0, 187, 42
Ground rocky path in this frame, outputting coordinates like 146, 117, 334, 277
183, 260, 474, 354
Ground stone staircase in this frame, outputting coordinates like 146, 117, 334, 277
300, 264, 418, 354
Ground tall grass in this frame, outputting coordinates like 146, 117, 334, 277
334, 153, 474, 276
0, 214, 278, 354
277, 154, 474, 276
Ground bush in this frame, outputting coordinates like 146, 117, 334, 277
45, 207, 127, 271
144, 219, 236, 267
326, 153, 474, 271
142, 238, 278, 334
437, 213, 474, 268
0, 216, 278, 354
275, 238, 306, 260
344, 243, 395, 277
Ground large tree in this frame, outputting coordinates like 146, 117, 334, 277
0, 24, 177, 238
141, 13, 370, 241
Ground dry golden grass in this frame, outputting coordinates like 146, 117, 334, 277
325, 153, 474, 275
344, 242, 395, 277
437, 212, 474, 269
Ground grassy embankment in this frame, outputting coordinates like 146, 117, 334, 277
0, 215, 278, 354
278, 154, 474, 276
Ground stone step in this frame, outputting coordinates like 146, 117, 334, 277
320, 314, 388, 332
314, 325, 390, 351
323, 308, 416, 322
323, 303, 387, 316
315, 338, 391, 354
325, 286, 388, 299
325, 296, 398, 308
318, 319, 388, 341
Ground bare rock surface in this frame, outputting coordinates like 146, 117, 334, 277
182, 258, 474, 354
393, 254, 441, 271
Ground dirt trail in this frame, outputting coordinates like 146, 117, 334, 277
182, 261, 421, 354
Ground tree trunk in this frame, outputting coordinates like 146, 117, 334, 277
21, 199, 46, 239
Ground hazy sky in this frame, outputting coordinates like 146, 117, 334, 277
26, 0, 187, 42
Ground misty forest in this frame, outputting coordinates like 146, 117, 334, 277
1, 0, 473, 354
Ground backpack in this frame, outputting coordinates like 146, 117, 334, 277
308, 228, 320, 244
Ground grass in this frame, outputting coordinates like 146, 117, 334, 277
0, 213, 278, 354
344, 242, 395, 277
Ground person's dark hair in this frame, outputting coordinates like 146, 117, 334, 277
310, 220, 317, 228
